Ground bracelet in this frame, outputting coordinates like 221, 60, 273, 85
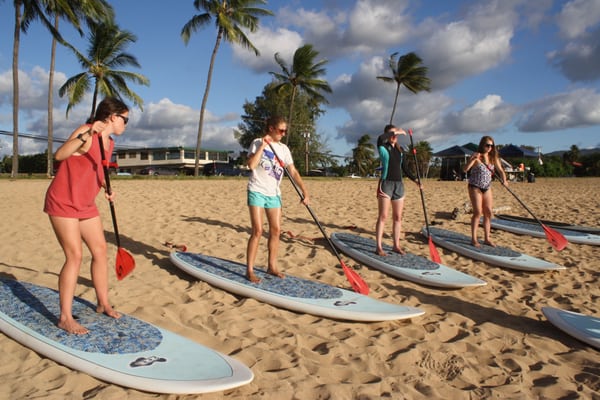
76, 133, 87, 143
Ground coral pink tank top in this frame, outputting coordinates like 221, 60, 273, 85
44, 133, 113, 218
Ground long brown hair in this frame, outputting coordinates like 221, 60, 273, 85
478, 135, 499, 163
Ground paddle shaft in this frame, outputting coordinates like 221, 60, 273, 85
97, 134, 122, 248
407, 129, 432, 235
266, 143, 347, 264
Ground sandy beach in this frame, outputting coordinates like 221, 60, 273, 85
0, 176, 598, 399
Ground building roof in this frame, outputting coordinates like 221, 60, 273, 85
433, 145, 473, 158
498, 144, 539, 158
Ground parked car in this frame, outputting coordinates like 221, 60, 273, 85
139, 167, 180, 176
203, 163, 248, 177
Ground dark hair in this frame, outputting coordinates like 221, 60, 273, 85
266, 115, 286, 130
93, 97, 129, 122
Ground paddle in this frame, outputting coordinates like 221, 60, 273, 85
97, 133, 136, 280
266, 141, 369, 295
407, 129, 442, 263
477, 160, 568, 251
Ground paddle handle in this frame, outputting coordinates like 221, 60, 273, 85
407, 129, 431, 235
97, 134, 121, 248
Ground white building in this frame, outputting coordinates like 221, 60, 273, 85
112, 146, 232, 175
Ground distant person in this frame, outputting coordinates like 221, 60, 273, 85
245, 116, 310, 283
44, 97, 129, 334
463, 135, 508, 247
375, 124, 419, 256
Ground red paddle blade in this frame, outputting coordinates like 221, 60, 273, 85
341, 261, 369, 295
428, 237, 442, 263
542, 225, 568, 251
116, 248, 136, 280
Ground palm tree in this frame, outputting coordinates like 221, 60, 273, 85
181, 0, 273, 176
351, 134, 376, 176
10, 0, 58, 178
59, 20, 149, 119
40, 0, 114, 177
409, 140, 433, 178
377, 52, 431, 124
270, 44, 332, 145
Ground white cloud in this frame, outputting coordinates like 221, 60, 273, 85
556, 0, 600, 39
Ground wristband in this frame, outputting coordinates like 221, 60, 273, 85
76, 132, 88, 143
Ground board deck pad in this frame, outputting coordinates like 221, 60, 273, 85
542, 307, 600, 350
331, 232, 486, 288
171, 252, 425, 322
489, 218, 600, 246
0, 278, 253, 394
426, 227, 564, 271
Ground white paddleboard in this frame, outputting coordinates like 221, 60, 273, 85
496, 214, 600, 234
489, 218, 600, 246
330, 232, 486, 288
0, 278, 253, 394
170, 252, 425, 322
542, 307, 600, 350
424, 227, 565, 271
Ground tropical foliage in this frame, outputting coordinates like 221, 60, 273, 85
377, 52, 431, 124
349, 134, 377, 176
181, 0, 273, 176
59, 20, 149, 119
269, 44, 332, 144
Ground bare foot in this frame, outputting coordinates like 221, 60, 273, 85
58, 317, 89, 335
392, 247, 406, 255
267, 269, 285, 279
247, 272, 261, 283
97, 305, 121, 319
471, 241, 481, 248
483, 240, 496, 247
375, 248, 387, 256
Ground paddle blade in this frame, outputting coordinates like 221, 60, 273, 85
341, 260, 369, 295
542, 224, 568, 251
428, 237, 442, 263
116, 248, 135, 280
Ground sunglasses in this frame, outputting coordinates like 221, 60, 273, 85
277, 128, 287, 134
484, 143, 494, 148
116, 114, 129, 125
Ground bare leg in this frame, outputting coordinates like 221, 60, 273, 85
375, 195, 390, 256
246, 205, 264, 283
391, 197, 406, 255
265, 207, 284, 278
481, 189, 495, 246
468, 186, 483, 247
80, 216, 120, 319
49, 216, 89, 334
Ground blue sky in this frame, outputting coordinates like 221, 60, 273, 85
1, 0, 600, 160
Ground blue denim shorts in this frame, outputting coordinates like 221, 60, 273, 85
247, 191, 282, 208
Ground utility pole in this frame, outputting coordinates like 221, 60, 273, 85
302, 132, 310, 175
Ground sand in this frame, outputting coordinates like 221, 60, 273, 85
0, 176, 598, 399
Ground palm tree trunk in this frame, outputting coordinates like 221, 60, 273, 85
11, 1, 22, 179
389, 84, 401, 125
284, 86, 297, 145
47, 15, 59, 178
194, 30, 222, 176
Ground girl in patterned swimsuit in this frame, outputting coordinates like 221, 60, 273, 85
463, 136, 507, 247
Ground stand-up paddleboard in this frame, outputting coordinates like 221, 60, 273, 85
489, 218, 600, 246
330, 232, 486, 288
496, 214, 600, 234
170, 252, 424, 322
542, 307, 600, 350
424, 227, 565, 271
0, 278, 253, 394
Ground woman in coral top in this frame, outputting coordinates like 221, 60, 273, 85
44, 97, 129, 334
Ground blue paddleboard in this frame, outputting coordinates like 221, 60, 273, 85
425, 227, 565, 271
0, 278, 253, 394
330, 232, 486, 288
542, 307, 600, 350
170, 252, 425, 322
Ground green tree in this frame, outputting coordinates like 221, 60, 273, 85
235, 82, 330, 174
350, 134, 376, 176
377, 52, 431, 124
59, 20, 149, 119
269, 44, 332, 145
181, 0, 273, 176
407, 140, 433, 178
40, 0, 114, 177
11, 0, 59, 178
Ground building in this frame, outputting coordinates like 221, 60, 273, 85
112, 146, 233, 175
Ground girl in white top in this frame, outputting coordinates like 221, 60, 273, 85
245, 116, 310, 283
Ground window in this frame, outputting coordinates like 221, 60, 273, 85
153, 151, 166, 161
140, 152, 149, 160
